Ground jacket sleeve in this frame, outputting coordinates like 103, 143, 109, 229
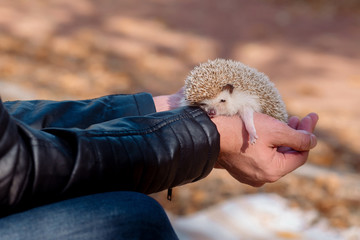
3, 93, 156, 129
0, 96, 220, 216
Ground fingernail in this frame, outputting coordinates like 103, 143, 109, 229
310, 134, 317, 148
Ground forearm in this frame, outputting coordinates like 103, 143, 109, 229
0, 99, 219, 216
80, 106, 220, 194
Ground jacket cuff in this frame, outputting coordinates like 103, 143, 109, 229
133, 92, 156, 115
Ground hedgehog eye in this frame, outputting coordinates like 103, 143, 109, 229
199, 103, 207, 107
220, 99, 226, 103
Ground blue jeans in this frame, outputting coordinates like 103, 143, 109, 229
0, 192, 178, 240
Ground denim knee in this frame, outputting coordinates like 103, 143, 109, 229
0, 191, 178, 240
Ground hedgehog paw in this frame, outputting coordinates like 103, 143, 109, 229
249, 134, 258, 144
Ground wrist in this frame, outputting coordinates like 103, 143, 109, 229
153, 95, 171, 112
210, 115, 245, 165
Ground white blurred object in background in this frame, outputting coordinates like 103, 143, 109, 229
170, 193, 360, 240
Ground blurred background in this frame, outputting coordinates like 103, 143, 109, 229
0, 0, 359, 238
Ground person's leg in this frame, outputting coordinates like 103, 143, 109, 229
0, 191, 178, 240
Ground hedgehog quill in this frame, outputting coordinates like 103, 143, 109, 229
182, 59, 288, 144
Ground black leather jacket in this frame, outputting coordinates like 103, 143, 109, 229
0, 93, 219, 216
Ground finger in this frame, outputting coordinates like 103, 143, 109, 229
288, 116, 299, 129
278, 116, 299, 152
307, 112, 319, 127
168, 87, 185, 110
277, 146, 292, 153
298, 113, 319, 133
272, 124, 317, 151
254, 113, 317, 151
271, 113, 318, 176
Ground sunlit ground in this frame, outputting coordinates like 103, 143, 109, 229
0, 0, 359, 237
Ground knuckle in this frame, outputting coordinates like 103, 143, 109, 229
299, 132, 311, 150
298, 134, 312, 150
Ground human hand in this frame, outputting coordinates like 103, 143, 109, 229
153, 88, 185, 112
212, 113, 318, 187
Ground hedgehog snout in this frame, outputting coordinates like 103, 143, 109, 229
207, 108, 217, 118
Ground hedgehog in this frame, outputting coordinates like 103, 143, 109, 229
183, 58, 288, 144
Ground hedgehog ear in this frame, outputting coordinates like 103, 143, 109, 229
222, 84, 234, 94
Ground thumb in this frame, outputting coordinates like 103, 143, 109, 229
282, 113, 318, 151
254, 113, 318, 151
271, 124, 317, 151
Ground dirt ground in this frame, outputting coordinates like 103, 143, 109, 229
0, 0, 359, 232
